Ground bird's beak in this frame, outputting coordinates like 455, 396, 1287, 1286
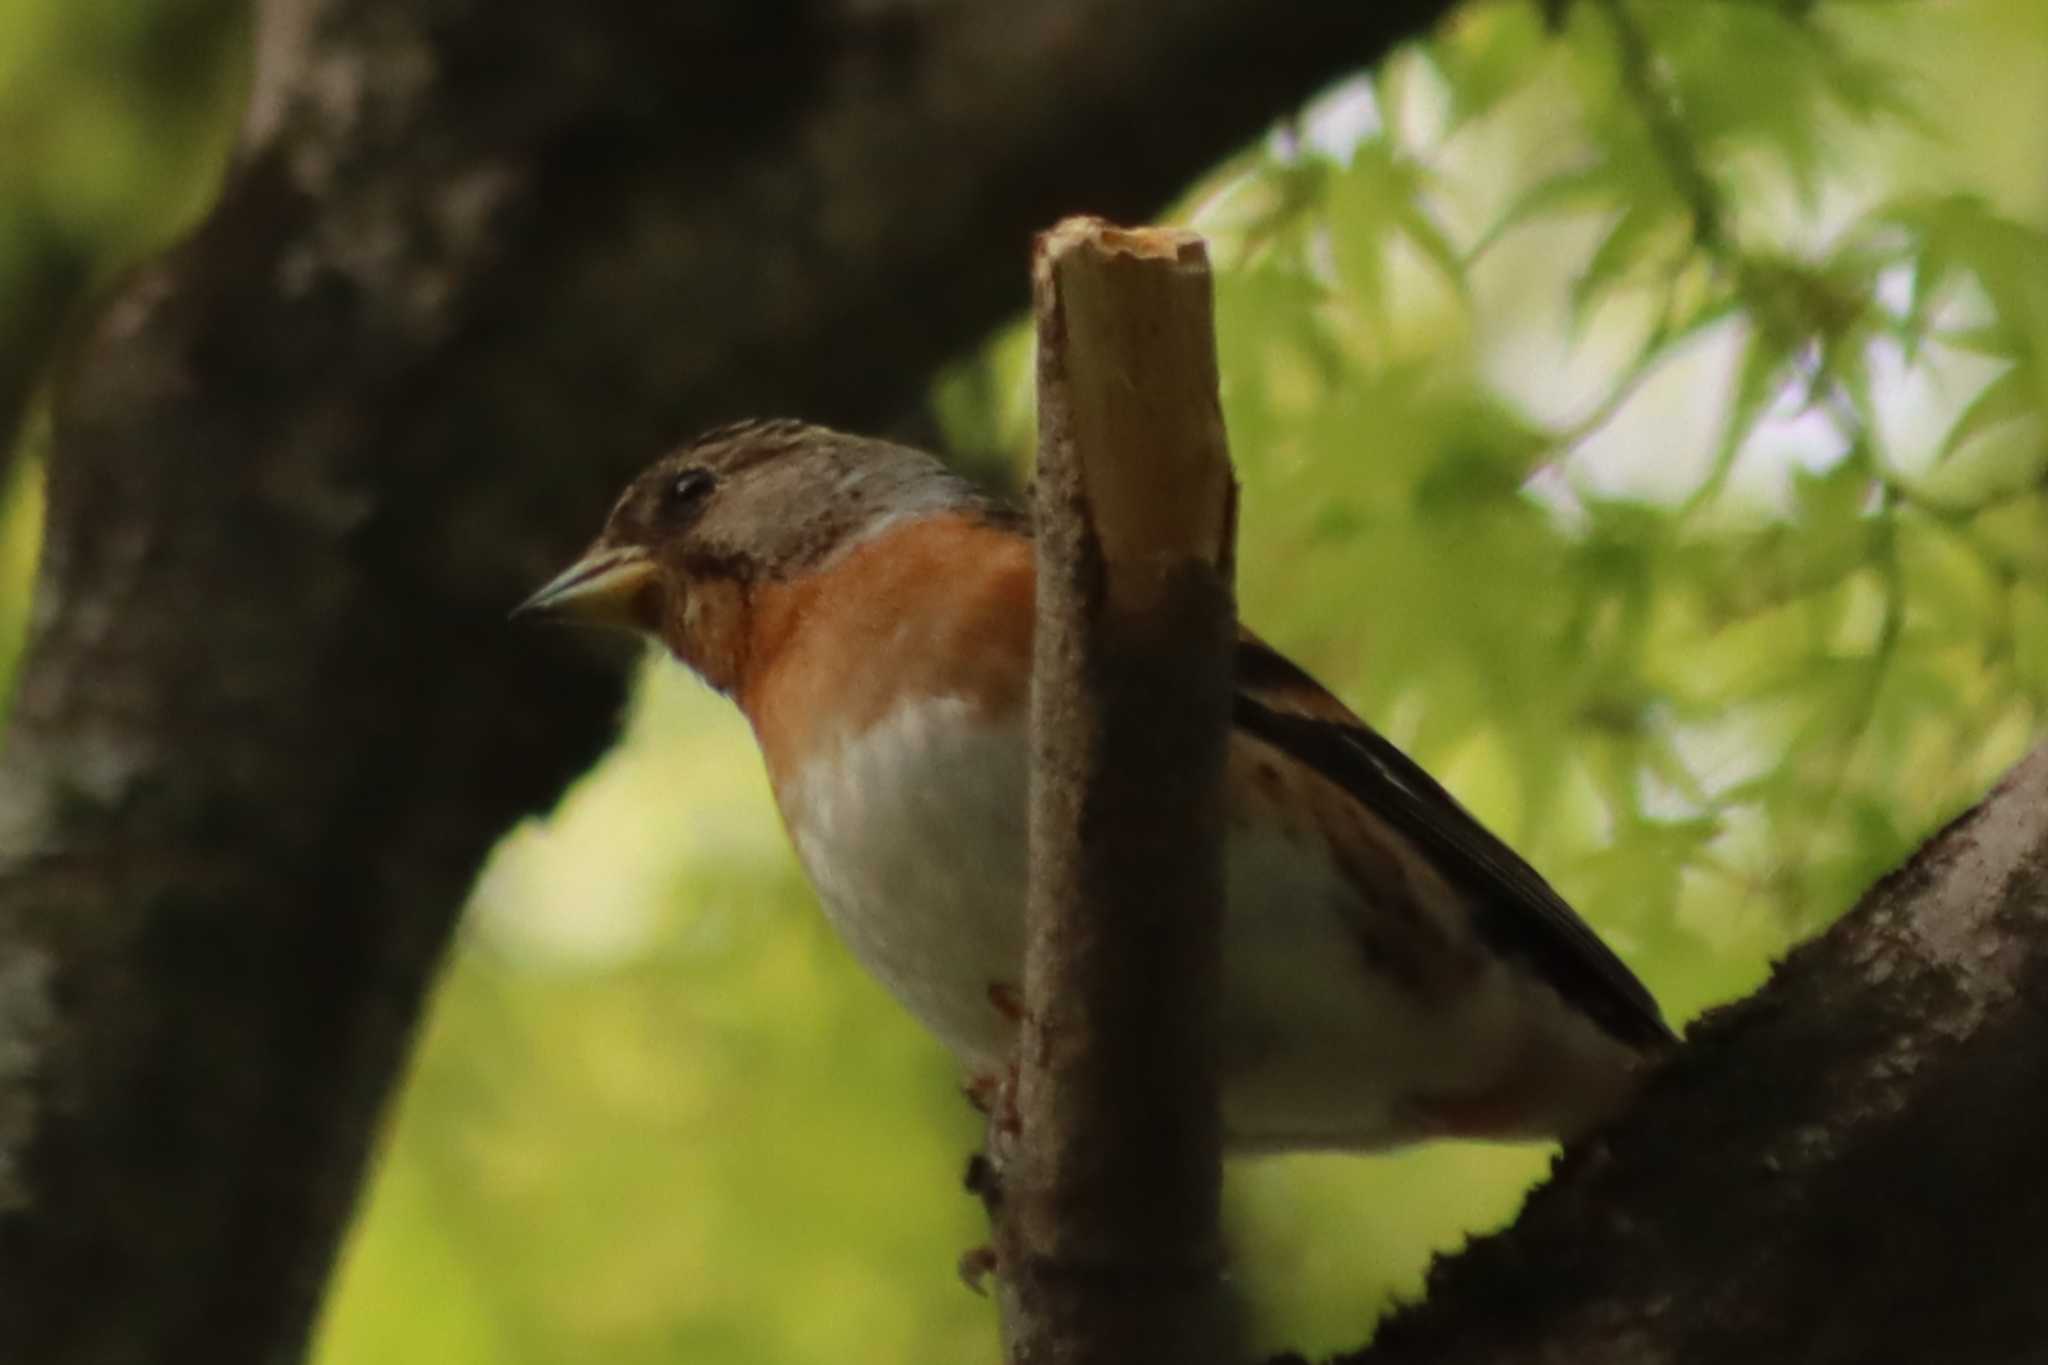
513, 545, 658, 629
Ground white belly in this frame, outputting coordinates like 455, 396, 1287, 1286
784, 697, 1032, 1065
778, 698, 1617, 1150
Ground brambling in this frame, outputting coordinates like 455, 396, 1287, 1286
520, 419, 1675, 1151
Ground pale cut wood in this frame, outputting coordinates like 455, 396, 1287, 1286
1032, 218, 1236, 604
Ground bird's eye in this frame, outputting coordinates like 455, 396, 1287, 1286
663, 467, 716, 517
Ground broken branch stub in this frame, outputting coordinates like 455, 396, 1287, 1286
996, 216, 1238, 1365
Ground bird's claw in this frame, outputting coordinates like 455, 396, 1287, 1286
957, 1242, 1000, 1295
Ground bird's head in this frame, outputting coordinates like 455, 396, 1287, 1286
517, 419, 985, 686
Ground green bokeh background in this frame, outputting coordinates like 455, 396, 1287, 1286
3, 2, 2045, 1360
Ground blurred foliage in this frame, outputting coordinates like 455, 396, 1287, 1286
0, 0, 246, 455
1, 0, 2045, 1361
0, 0, 245, 700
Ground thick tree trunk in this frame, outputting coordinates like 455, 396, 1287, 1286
0, 1, 1454, 1360
1348, 741, 2048, 1365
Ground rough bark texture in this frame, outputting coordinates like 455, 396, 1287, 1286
997, 221, 1237, 1365
0, 1, 1456, 1361
1344, 741, 2048, 1365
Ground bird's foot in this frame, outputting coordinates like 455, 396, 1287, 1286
957, 1242, 1001, 1295
965, 1148, 1000, 1194
961, 986, 1027, 1295
966, 982, 1027, 1143
985, 981, 1025, 1023
962, 1060, 1023, 1146
958, 1152, 1006, 1294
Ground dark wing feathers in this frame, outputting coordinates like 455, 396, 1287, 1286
1233, 637, 1676, 1051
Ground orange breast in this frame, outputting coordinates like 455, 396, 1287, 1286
738, 515, 1037, 792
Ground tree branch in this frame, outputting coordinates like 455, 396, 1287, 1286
1347, 742, 2048, 1365
997, 218, 1237, 1364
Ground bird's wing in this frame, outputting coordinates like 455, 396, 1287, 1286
1232, 631, 1676, 1051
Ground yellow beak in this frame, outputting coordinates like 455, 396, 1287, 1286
513, 546, 658, 629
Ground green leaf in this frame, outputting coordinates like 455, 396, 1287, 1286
1431, 0, 1553, 128
1572, 202, 1687, 323
1939, 364, 2038, 466
1476, 160, 1623, 261
1693, 323, 1793, 508
1393, 194, 1471, 299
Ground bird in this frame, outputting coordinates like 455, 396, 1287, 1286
518, 418, 1676, 1151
